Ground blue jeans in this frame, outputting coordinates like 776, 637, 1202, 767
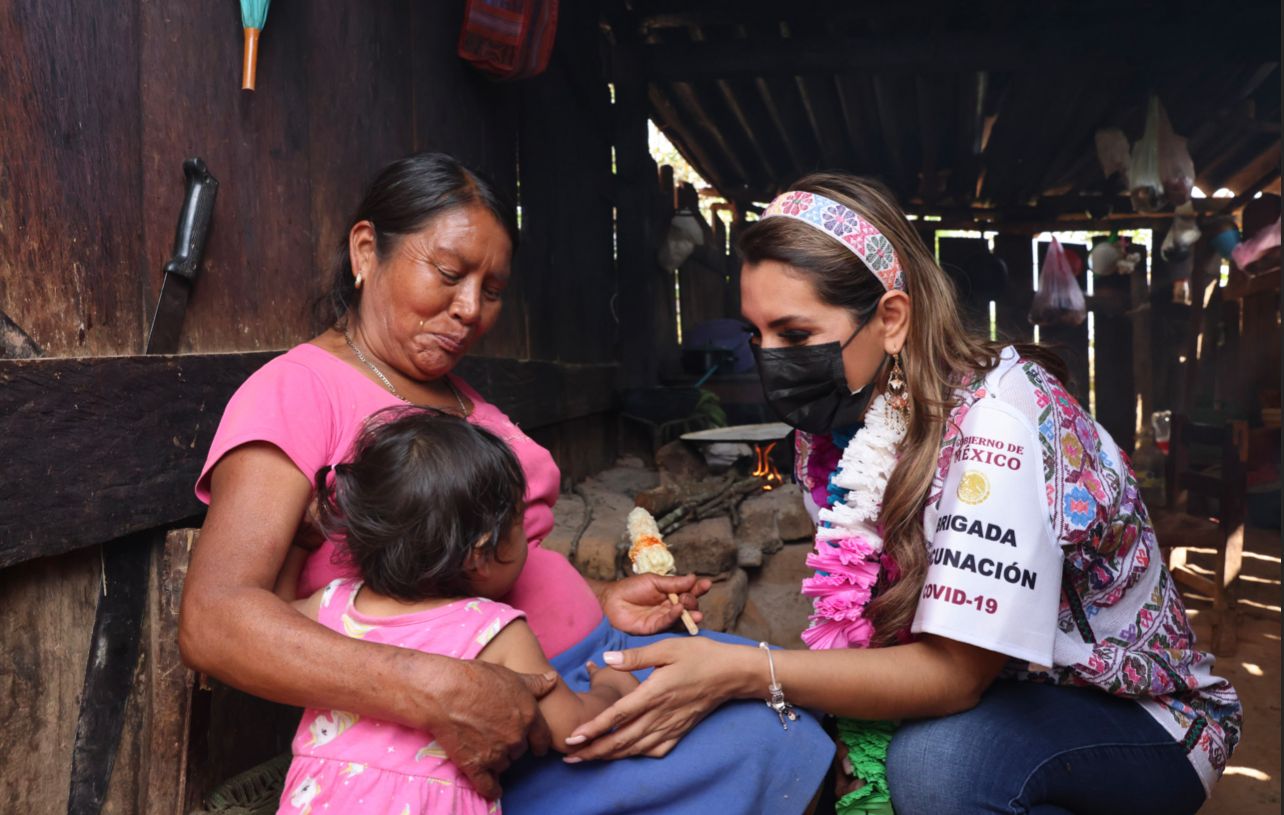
886, 680, 1206, 815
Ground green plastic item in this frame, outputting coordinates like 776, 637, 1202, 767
835, 717, 898, 815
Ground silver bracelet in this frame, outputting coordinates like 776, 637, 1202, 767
758, 642, 798, 730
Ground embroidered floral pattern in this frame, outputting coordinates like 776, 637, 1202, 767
1005, 360, 1241, 787
821, 204, 859, 235
762, 190, 905, 292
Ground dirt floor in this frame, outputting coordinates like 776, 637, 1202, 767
1186, 524, 1281, 814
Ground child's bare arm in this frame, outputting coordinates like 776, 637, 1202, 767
291, 586, 325, 619
479, 619, 639, 752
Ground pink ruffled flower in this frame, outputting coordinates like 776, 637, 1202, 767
814, 592, 876, 619
806, 544, 881, 572
799, 571, 859, 597
802, 616, 875, 650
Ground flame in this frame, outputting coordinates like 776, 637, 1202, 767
752, 442, 783, 491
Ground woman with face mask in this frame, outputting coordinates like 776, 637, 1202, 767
562, 174, 1241, 815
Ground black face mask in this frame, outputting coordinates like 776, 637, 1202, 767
750, 321, 880, 434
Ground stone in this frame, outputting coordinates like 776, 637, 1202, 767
699, 568, 749, 632
734, 505, 782, 555
736, 543, 816, 647
729, 598, 772, 644
541, 492, 586, 559
583, 459, 659, 499
573, 487, 635, 581
737, 544, 764, 569
666, 516, 737, 576
758, 537, 817, 587
740, 484, 813, 543
655, 440, 709, 485
634, 482, 683, 517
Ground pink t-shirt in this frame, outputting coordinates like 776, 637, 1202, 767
195, 343, 603, 657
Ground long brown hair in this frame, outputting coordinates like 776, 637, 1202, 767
738, 173, 1068, 645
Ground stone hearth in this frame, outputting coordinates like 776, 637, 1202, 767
543, 442, 816, 645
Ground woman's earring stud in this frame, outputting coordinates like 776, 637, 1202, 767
354, 273, 364, 289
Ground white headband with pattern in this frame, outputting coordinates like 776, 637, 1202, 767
761, 190, 906, 291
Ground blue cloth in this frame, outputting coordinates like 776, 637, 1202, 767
886, 680, 1206, 815
503, 617, 832, 815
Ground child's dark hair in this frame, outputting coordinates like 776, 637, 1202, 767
314, 407, 527, 602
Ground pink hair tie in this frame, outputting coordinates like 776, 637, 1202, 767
762, 190, 906, 292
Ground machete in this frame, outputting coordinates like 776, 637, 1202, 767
66, 157, 218, 814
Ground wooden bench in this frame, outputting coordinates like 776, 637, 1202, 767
1152, 416, 1248, 656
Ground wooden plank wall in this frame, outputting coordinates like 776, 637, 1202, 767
0, 0, 618, 810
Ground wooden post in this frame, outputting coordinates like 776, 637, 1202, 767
139, 530, 197, 815
1092, 237, 1137, 451
614, 71, 662, 388
1178, 240, 1220, 414
1130, 244, 1154, 441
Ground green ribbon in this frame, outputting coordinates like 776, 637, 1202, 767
834, 717, 897, 815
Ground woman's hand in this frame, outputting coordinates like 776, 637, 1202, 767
596, 573, 712, 635
428, 658, 558, 798
563, 636, 755, 761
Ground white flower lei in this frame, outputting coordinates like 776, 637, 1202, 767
801, 392, 907, 651
817, 393, 907, 541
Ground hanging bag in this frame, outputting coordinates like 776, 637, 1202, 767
458, 0, 559, 80
1029, 239, 1087, 327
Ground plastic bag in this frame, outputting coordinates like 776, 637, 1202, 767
1129, 96, 1164, 212
1095, 128, 1131, 182
1029, 239, 1086, 327
1231, 216, 1281, 273
1089, 239, 1121, 276
1152, 95, 1195, 207
1160, 203, 1201, 261
656, 210, 704, 269
1159, 129, 1195, 206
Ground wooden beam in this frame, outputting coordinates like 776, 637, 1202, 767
946, 71, 986, 205
834, 76, 882, 180
872, 75, 913, 197
0, 353, 618, 567
713, 77, 785, 182
646, 83, 734, 195
667, 80, 752, 187
914, 75, 945, 204
623, 21, 1280, 80
720, 77, 794, 184
754, 76, 817, 181
797, 75, 853, 171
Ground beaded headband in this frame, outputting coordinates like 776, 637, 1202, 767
761, 190, 906, 291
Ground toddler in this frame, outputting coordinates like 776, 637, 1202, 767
278, 407, 637, 815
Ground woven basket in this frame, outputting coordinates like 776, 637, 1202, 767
190, 752, 292, 815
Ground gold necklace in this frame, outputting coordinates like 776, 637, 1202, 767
343, 330, 468, 415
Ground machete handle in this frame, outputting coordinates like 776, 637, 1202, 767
162, 157, 219, 282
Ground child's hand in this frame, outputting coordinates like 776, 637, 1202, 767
586, 659, 640, 700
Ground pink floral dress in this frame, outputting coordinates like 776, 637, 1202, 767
277, 579, 521, 815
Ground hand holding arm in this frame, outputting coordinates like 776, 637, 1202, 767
480, 619, 639, 754
564, 633, 1008, 762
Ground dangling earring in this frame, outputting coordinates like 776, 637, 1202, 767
887, 353, 910, 421
354, 273, 364, 289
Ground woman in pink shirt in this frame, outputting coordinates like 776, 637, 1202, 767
180, 153, 831, 814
